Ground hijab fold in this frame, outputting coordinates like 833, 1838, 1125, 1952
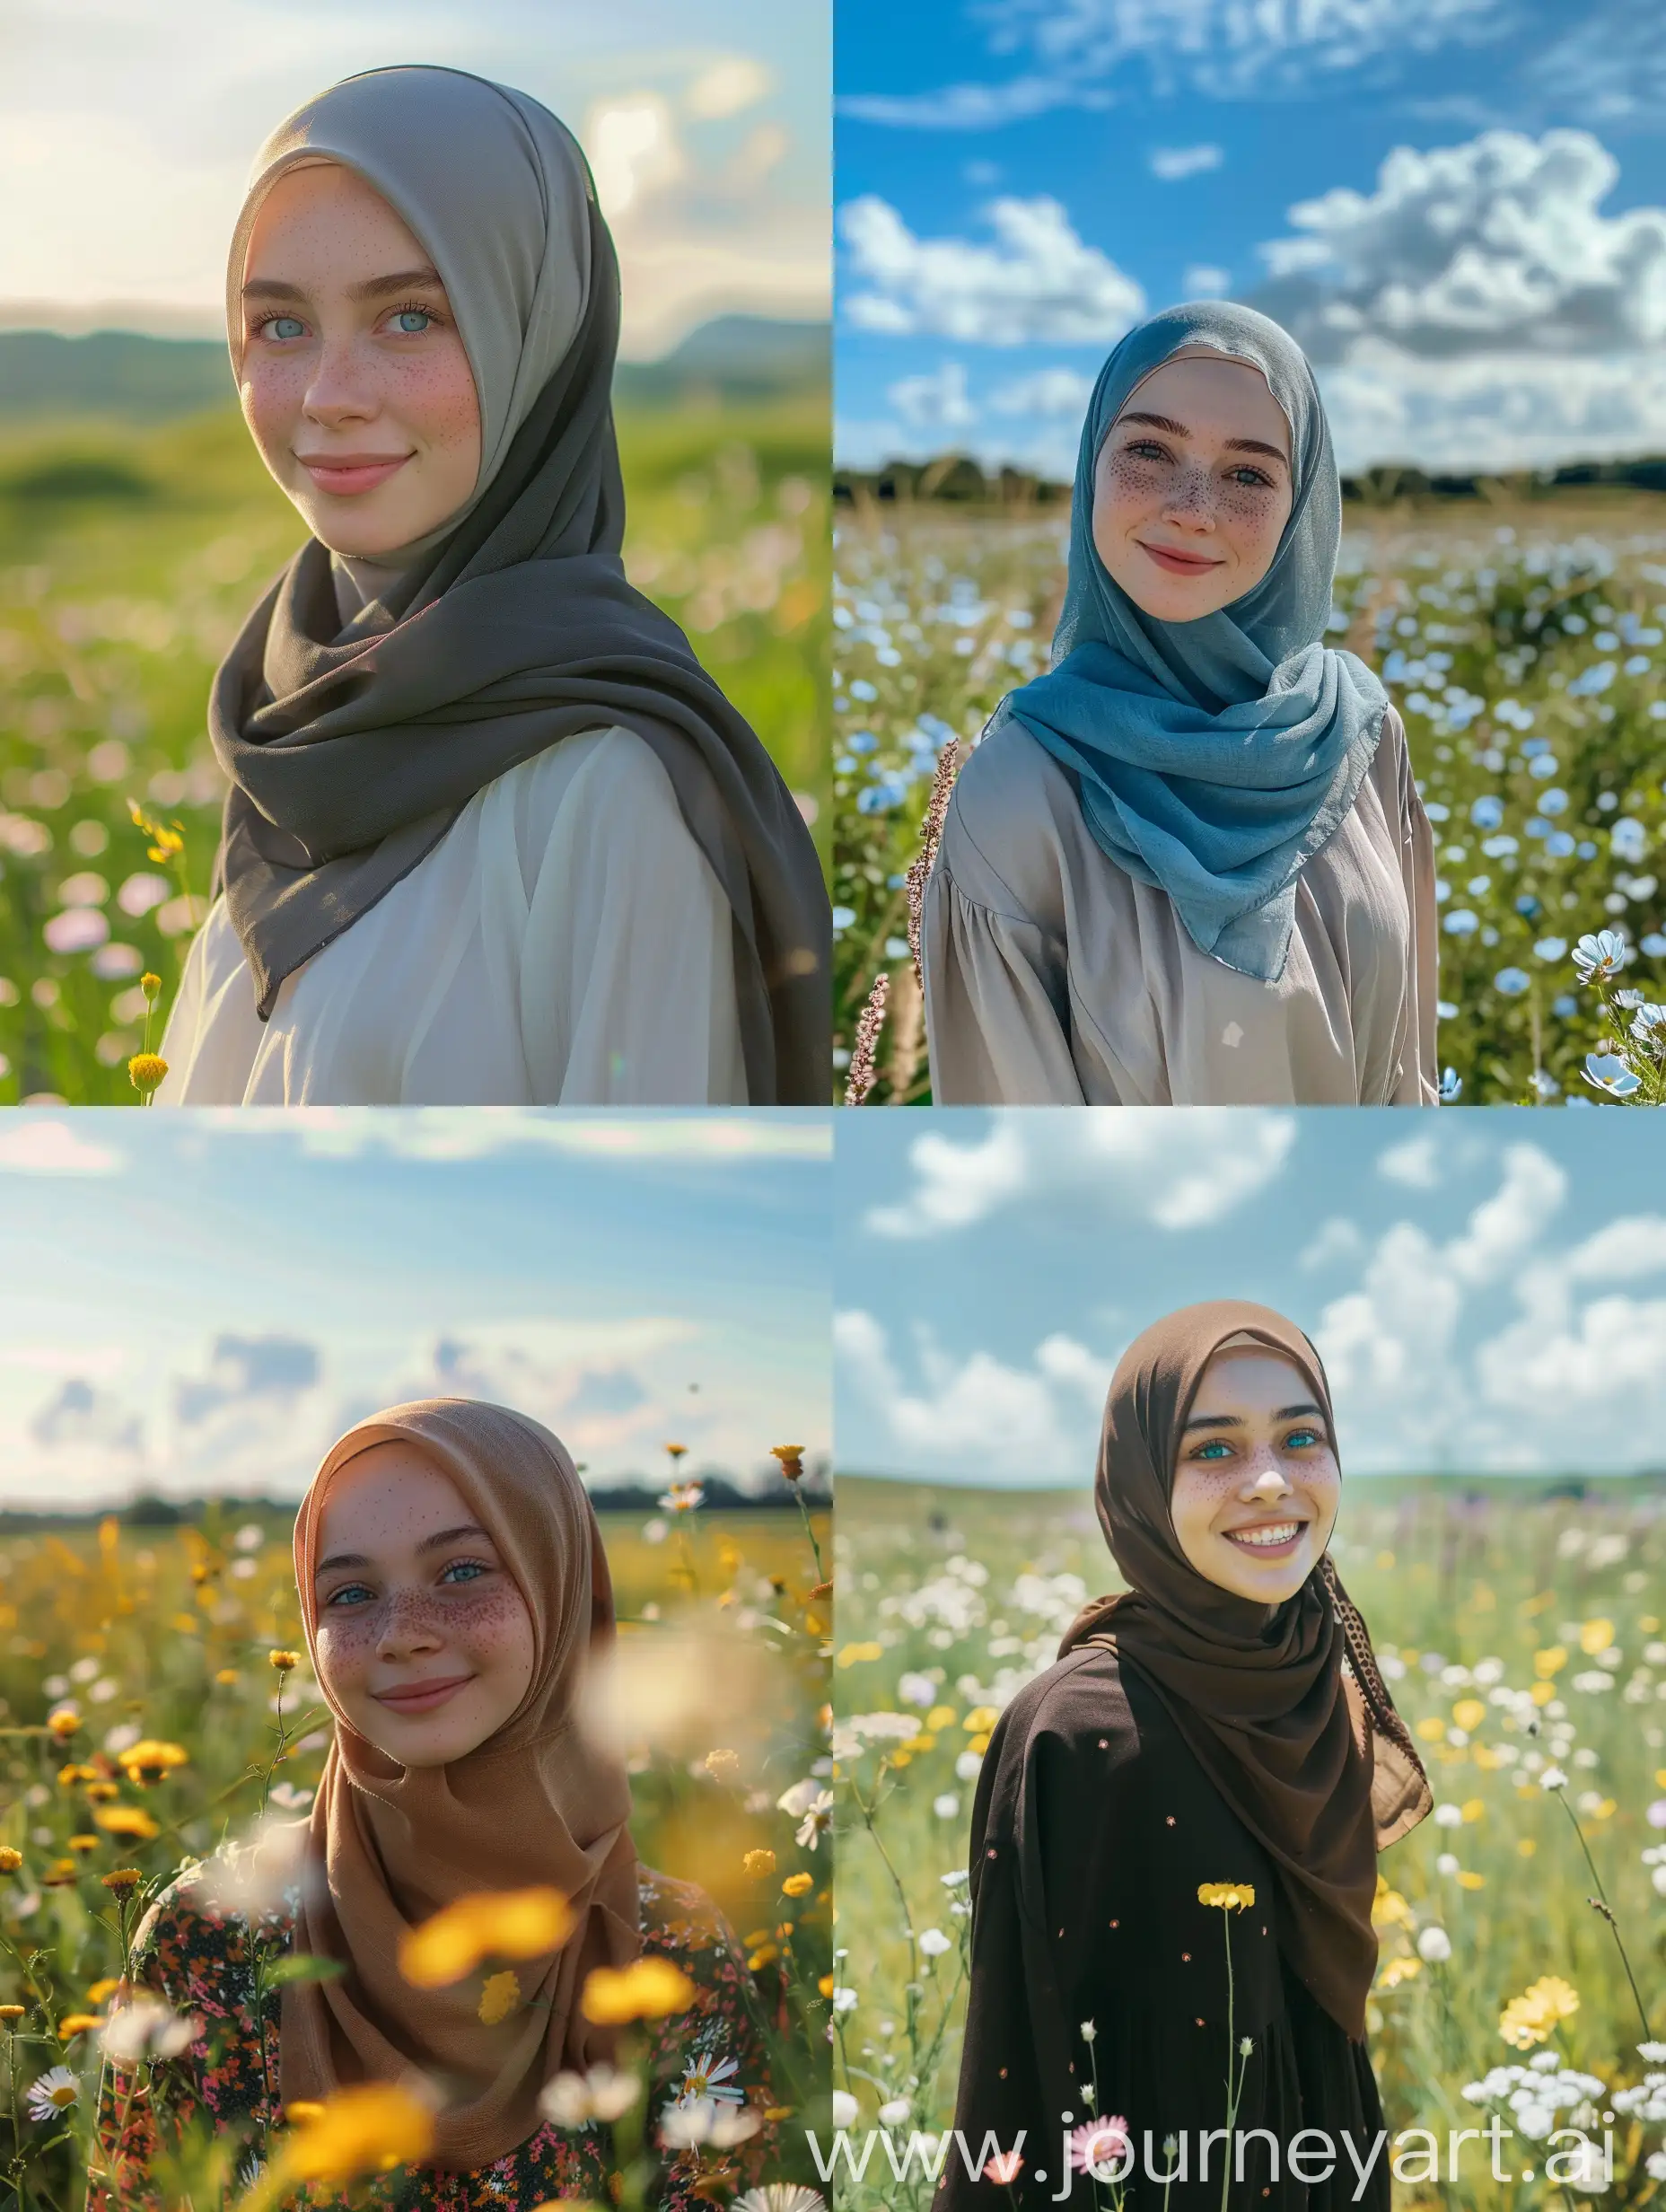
211, 66, 829, 1102
996, 303, 1390, 981
279, 1398, 643, 2173
1055, 1300, 1430, 2038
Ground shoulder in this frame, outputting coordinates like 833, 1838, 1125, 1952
950, 715, 1075, 843
124, 1853, 296, 2009
937, 715, 1081, 924
986, 1643, 1156, 1775
637, 1864, 747, 1965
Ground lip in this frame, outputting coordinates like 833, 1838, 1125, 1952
372, 1673, 472, 1712
294, 452, 412, 496
1221, 1520, 1308, 1558
1138, 540, 1225, 576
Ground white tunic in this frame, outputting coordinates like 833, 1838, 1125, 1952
154, 725, 748, 1105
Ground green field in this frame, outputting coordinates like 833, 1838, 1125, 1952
0, 1495, 831, 2208
833, 494, 1666, 1104
0, 396, 829, 1104
830, 1472, 1666, 2209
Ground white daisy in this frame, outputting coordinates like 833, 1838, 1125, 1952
25, 2067, 78, 2122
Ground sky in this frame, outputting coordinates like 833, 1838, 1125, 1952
836, 1105, 1666, 1485
834, 0, 1666, 477
0, 1109, 830, 1510
0, 0, 829, 356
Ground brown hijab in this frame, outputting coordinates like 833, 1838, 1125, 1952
1057, 1299, 1430, 2039
279, 1398, 643, 2172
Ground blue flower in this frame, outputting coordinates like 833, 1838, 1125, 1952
1553, 994, 1578, 1018
1611, 817, 1649, 864
1494, 968, 1530, 996
1577, 840, 1599, 859
1442, 908, 1480, 936
1630, 1003, 1666, 1042
855, 786, 896, 814
1470, 796, 1504, 830
1439, 1066, 1462, 1102
1528, 751, 1562, 777
1547, 831, 1577, 858
847, 730, 878, 754
1584, 1052, 1642, 1098
1573, 929, 1629, 979
1568, 660, 1617, 697
1643, 933, 1666, 957
848, 679, 879, 703
832, 905, 855, 933
1532, 936, 1567, 961
1528, 1070, 1561, 1101
1516, 895, 1541, 919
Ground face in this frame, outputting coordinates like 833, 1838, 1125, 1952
1167, 1347, 1340, 1604
1092, 349, 1294, 622
238, 162, 481, 557
311, 1442, 536, 1768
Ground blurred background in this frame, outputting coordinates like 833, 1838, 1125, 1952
831, 0, 1666, 1107
0, 0, 831, 1102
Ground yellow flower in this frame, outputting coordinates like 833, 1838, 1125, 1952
0, 2006, 23, 2023
835, 1641, 883, 1669
925, 1705, 958, 1732
118, 1740, 189, 1786
1371, 1886, 1413, 1929
1460, 1799, 1485, 1823
1457, 1871, 1486, 1890
1197, 1883, 1256, 1911
705, 1748, 741, 1781
968, 1733, 991, 1755
1517, 1839, 1537, 1857
664, 1443, 688, 1462
399, 1888, 574, 1989
748, 1944, 779, 1970
770, 1445, 805, 1482
139, 971, 162, 1002
278, 2083, 436, 2184
127, 1053, 168, 1098
782, 1873, 813, 1898
478, 1971, 521, 2026
1499, 1976, 1579, 2049
962, 1707, 1001, 1733
67, 1835, 100, 1856
58, 2014, 104, 2039
743, 1849, 776, 1878
268, 1650, 300, 1672
84, 1783, 120, 1802
580, 1957, 695, 2024
818, 1973, 834, 1997
46, 1710, 81, 1740
1378, 1955, 1422, 1990
85, 1979, 122, 2006
1530, 1681, 1556, 1707
215, 1669, 240, 1687
94, 1807, 159, 1842
0, 1848, 22, 1874
1579, 1618, 1613, 1655
1533, 1646, 1567, 1679
1452, 1699, 1486, 1732
1415, 1716, 1446, 1742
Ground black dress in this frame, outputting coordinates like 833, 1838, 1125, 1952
936, 1644, 1390, 2212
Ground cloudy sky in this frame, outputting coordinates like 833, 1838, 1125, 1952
0, 1110, 829, 1511
836, 1106, 1666, 1485
835, 0, 1666, 475
1, 0, 829, 356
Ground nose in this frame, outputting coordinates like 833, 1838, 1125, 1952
1160, 462, 1216, 532
374, 1589, 444, 1657
1239, 1455, 1293, 1504
302, 331, 380, 431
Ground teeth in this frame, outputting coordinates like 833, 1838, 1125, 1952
1231, 1523, 1300, 1548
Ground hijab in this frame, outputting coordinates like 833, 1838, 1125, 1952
995, 302, 1390, 982
1056, 1299, 1430, 2039
210, 66, 829, 1102
279, 1398, 643, 2172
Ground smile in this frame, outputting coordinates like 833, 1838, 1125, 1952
1223, 1521, 1304, 1553
1137, 540, 1224, 575
372, 1674, 472, 1711
294, 452, 413, 496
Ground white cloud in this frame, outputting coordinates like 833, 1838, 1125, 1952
1299, 1216, 1364, 1270
1149, 145, 1223, 181
1255, 129, 1666, 364
888, 361, 978, 433
0, 1118, 121, 1174
988, 366, 1095, 417
682, 57, 773, 122
1378, 1131, 1442, 1189
197, 1109, 829, 1161
1445, 1142, 1566, 1286
865, 1109, 1294, 1239
1181, 265, 1232, 299
838, 193, 1144, 345
1565, 1216, 1666, 1282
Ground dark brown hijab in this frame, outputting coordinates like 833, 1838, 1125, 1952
1057, 1298, 1430, 2039
209, 67, 829, 1103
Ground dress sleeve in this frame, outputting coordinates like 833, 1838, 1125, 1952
1391, 711, 1440, 1105
511, 728, 750, 1104
941, 1654, 1297, 2212
921, 798, 1090, 1105
86, 1888, 215, 2212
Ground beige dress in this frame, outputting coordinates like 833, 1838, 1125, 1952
921, 702, 1437, 1105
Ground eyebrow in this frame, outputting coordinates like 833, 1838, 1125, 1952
241, 265, 446, 305
1114, 410, 1289, 464
1182, 1402, 1324, 1434
316, 1523, 494, 1575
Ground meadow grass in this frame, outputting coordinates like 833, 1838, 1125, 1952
830, 1471, 1666, 2210
0, 393, 829, 1104
0, 1487, 831, 2209
833, 492, 1666, 1105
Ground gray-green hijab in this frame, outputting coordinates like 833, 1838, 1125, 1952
210, 65, 829, 1102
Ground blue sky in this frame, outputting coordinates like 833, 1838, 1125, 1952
2, 0, 829, 356
0, 1109, 829, 1509
836, 1106, 1666, 1484
835, 0, 1666, 475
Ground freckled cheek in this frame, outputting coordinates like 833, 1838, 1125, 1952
388, 354, 479, 452
241, 370, 308, 466
1214, 487, 1286, 566
317, 1586, 527, 1681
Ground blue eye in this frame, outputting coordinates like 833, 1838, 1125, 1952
390, 308, 433, 334
1285, 1427, 1322, 1449
262, 315, 305, 342
1194, 1440, 1233, 1461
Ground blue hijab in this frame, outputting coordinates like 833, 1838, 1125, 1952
996, 301, 1389, 982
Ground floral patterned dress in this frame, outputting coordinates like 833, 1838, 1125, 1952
88, 1858, 788, 2211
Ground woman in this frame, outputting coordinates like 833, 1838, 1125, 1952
921, 303, 1437, 1105
90, 1399, 786, 2209
940, 1301, 1432, 2210
155, 66, 829, 1106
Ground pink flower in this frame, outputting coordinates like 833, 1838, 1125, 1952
1069, 2116, 1132, 2177
985, 2148, 1024, 2185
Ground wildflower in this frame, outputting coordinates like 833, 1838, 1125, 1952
1539, 1767, 1569, 1792
985, 2149, 1024, 2185
0, 2007, 22, 2023
24, 2067, 78, 2122
140, 971, 161, 1003
268, 1650, 300, 1672
770, 1446, 805, 1483
117, 1740, 189, 1786
787, 1787, 832, 1850
127, 1053, 168, 1100
830, 2089, 858, 2129
705, 1749, 741, 1781
844, 972, 890, 1104
1197, 1882, 1255, 1910
94, 1807, 159, 1841
782, 1871, 812, 1897
1068, 2116, 1131, 2177
539, 2062, 641, 2126
659, 1481, 705, 1514
580, 1956, 695, 2024
1579, 1618, 1613, 1654
101, 1996, 201, 2063
478, 1971, 520, 2025
280, 2082, 438, 2183
1080, 2020, 1097, 2042
1500, 1976, 1580, 2049
657, 2094, 760, 2147
101, 1866, 142, 1894
1574, 930, 1629, 980
917, 1927, 951, 1956
399, 1888, 574, 1988
1379, 1955, 1422, 1990
1417, 1927, 1452, 1962
879, 2095, 912, 2124
57, 2014, 105, 2040
830, 1986, 858, 2014
45, 1708, 81, 1740
1440, 1066, 1462, 1102
743, 1848, 776, 1878
673, 2048, 745, 2108
0, 1849, 22, 1875
732, 2189, 827, 2212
